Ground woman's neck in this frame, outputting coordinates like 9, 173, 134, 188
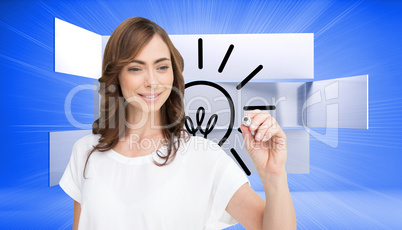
124, 105, 164, 141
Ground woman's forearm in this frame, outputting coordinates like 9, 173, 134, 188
261, 170, 296, 230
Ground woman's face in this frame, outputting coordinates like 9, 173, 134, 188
118, 34, 174, 114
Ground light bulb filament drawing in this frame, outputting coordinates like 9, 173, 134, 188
185, 106, 218, 138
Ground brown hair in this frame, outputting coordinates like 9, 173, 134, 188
83, 17, 190, 178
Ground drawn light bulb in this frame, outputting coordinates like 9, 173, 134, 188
183, 38, 277, 176
184, 81, 234, 146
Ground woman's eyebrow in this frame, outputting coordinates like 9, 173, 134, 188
130, 58, 170, 65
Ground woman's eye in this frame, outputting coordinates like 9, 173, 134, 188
129, 68, 141, 72
157, 66, 169, 71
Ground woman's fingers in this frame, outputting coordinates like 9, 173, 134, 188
240, 124, 254, 152
244, 109, 262, 119
260, 122, 277, 142
245, 110, 275, 141
240, 124, 252, 136
246, 111, 270, 131
242, 109, 288, 154
264, 122, 281, 142
243, 109, 287, 143
256, 115, 277, 141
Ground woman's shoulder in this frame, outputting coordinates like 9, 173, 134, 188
73, 133, 101, 151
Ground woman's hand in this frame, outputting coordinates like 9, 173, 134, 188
240, 109, 288, 178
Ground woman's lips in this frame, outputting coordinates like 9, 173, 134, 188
138, 92, 162, 102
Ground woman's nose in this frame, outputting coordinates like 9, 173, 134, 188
145, 69, 158, 88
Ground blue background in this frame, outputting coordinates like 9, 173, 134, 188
1, 0, 401, 229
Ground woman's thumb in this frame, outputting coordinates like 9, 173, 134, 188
240, 125, 252, 151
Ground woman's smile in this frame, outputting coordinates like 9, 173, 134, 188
138, 92, 163, 102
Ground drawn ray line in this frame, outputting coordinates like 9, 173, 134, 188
244, 105, 276, 110
218, 44, 234, 73
236, 65, 263, 90
230, 148, 251, 176
198, 38, 203, 69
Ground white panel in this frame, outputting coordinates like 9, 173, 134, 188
58, 21, 312, 80
55, 18, 102, 79
170, 34, 313, 80
100, 34, 313, 80
49, 129, 92, 187
101, 35, 109, 62
284, 129, 310, 174
94, 81, 100, 120
238, 82, 306, 127
305, 75, 368, 129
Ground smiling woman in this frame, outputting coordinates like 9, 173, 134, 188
118, 35, 174, 114
58, 16, 296, 230
87, 16, 188, 165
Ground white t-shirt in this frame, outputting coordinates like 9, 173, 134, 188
59, 133, 250, 230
